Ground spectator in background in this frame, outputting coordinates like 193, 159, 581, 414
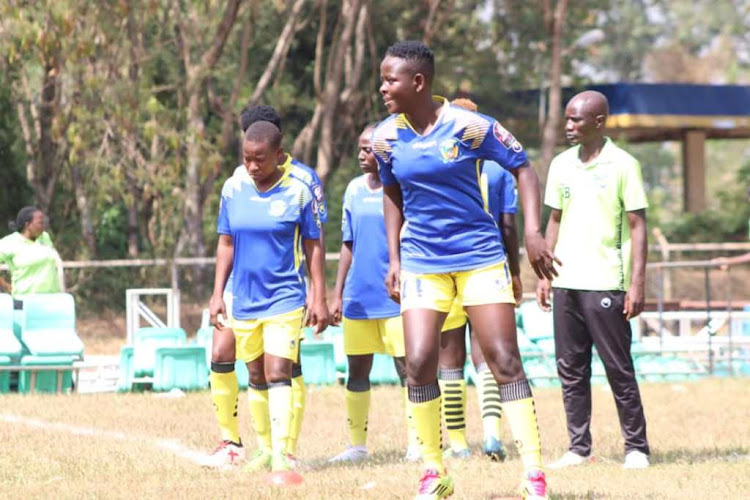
0, 206, 63, 301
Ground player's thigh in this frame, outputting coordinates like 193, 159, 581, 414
343, 317, 385, 356
402, 308, 447, 384
380, 316, 406, 358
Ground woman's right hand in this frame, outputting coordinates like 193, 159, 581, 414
209, 294, 227, 328
385, 260, 401, 304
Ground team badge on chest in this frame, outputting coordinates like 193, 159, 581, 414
439, 138, 460, 163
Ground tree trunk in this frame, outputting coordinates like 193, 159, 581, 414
70, 163, 97, 258
538, 0, 568, 186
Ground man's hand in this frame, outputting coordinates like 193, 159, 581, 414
511, 275, 523, 306
209, 294, 227, 329
536, 279, 552, 312
329, 296, 343, 326
624, 283, 644, 320
385, 260, 401, 304
525, 231, 562, 280
306, 298, 330, 336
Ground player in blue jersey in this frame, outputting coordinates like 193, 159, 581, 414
374, 41, 557, 500
208, 121, 328, 475
327, 124, 418, 464
203, 106, 327, 468
437, 98, 523, 463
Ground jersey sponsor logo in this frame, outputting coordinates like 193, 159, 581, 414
312, 184, 327, 216
439, 138, 460, 163
493, 122, 523, 153
601, 297, 612, 308
269, 199, 288, 217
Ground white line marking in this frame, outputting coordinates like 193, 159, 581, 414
0, 413, 210, 465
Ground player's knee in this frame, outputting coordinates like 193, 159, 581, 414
405, 353, 437, 385
485, 348, 524, 381
211, 345, 235, 364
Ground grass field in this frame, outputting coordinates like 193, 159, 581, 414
1, 378, 748, 499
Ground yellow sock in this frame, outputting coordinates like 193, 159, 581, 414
268, 381, 293, 455
409, 383, 444, 473
346, 381, 371, 447
286, 373, 306, 455
438, 369, 468, 451
248, 382, 271, 451
478, 366, 502, 440
210, 363, 240, 444
500, 380, 543, 470
403, 386, 419, 449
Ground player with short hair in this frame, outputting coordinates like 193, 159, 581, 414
202, 105, 328, 468
209, 121, 328, 474
374, 40, 556, 499
437, 98, 523, 463
327, 124, 419, 463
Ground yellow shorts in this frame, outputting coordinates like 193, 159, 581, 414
442, 300, 467, 332
343, 316, 405, 357
401, 261, 514, 313
230, 307, 305, 363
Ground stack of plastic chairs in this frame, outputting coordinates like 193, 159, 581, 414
299, 334, 337, 385
0, 295, 23, 393
13, 293, 85, 393
118, 326, 207, 391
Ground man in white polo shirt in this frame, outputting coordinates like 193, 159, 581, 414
537, 90, 651, 470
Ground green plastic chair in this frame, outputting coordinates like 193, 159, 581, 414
299, 340, 336, 385
132, 327, 187, 376
519, 301, 555, 341
153, 346, 208, 391
0, 355, 11, 393
18, 355, 74, 394
319, 325, 347, 373
117, 346, 135, 392
18, 293, 84, 359
369, 353, 400, 385
0, 295, 22, 360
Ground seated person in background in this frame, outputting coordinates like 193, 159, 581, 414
0, 206, 63, 301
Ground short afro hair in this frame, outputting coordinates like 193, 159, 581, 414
240, 105, 282, 133
384, 40, 434, 81
244, 121, 282, 149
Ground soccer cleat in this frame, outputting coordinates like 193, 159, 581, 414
442, 447, 470, 459
415, 469, 454, 500
623, 450, 650, 469
328, 445, 368, 464
200, 440, 245, 468
547, 451, 592, 469
483, 436, 507, 462
404, 444, 422, 462
244, 449, 272, 473
520, 469, 548, 500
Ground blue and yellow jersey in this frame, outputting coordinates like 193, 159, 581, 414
217, 165, 321, 320
481, 160, 518, 246
225, 156, 327, 295
373, 97, 527, 274
341, 175, 401, 320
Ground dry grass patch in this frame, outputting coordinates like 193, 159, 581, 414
1, 379, 748, 499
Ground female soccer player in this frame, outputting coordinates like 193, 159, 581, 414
438, 99, 523, 463
209, 121, 328, 474
328, 124, 417, 464
203, 105, 328, 468
373, 41, 557, 500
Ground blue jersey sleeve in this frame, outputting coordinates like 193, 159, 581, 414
217, 197, 231, 235
372, 127, 398, 186
478, 117, 528, 170
308, 169, 329, 224
341, 182, 354, 243
499, 170, 518, 214
301, 189, 322, 240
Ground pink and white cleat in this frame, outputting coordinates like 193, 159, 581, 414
200, 440, 245, 468
520, 469, 548, 500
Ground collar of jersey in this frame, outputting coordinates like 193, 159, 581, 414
574, 137, 613, 169
250, 155, 292, 193
399, 95, 448, 138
